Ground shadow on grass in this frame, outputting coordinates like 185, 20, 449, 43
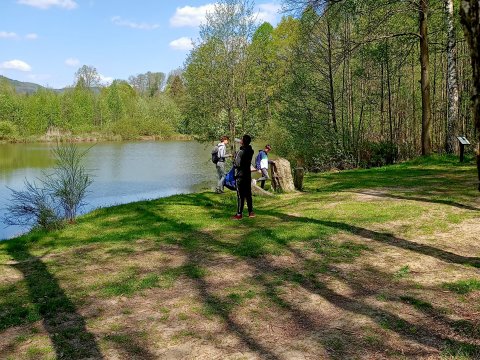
6, 241, 103, 360
140, 207, 480, 358
266, 211, 480, 268
354, 190, 479, 211
311, 157, 477, 199
102, 330, 156, 360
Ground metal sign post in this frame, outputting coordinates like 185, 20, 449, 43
457, 136, 471, 162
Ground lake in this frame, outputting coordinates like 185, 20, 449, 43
0, 141, 218, 240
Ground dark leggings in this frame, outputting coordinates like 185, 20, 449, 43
236, 177, 253, 214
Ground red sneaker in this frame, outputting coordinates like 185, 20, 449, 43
231, 214, 243, 220
248, 212, 256, 218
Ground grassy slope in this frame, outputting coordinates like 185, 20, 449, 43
0, 156, 479, 359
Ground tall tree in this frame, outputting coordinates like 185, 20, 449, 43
460, 0, 480, 190
445, 0, 459, 153
185, 0, 256, 147
74, 65, 101, 89
419, 0, 433, 155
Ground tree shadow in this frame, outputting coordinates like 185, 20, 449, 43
354, 190, 480, 211
141, 207, 480, 358
267, 211, 480, 268
184, 252, 281, 360
102, 329, 157, 360
6, 241, 103, 359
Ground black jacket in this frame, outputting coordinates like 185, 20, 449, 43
234, 145, 254, 179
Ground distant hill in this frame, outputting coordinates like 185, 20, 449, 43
0, 75, 103, 94
0, 75, 53, 94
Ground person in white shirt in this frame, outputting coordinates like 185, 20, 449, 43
215, 135, 230, 193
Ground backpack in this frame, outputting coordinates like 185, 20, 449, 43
255, 150, 264, 170
224, 166, 236, 190
211, 145, 220, 164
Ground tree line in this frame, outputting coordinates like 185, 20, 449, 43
1, 0, 479, 187
0, 66, 184, 141
180, 0, 478, 174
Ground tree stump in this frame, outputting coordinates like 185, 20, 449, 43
294, 167, 305, 190
270, 158, 296, 193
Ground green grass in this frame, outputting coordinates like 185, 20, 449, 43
0, 155, 478, 359
394, 265, 411, 279
442, 279, 480, 294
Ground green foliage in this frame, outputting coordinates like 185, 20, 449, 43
46, 143, 93, 223
184, 0, 256, 142
360, 141, 399, 168
0, 121, 18, 140
0, 74, 182, 140
4, 143, 92, 230
4, 180, 62, 230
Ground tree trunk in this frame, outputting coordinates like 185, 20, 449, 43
420, 0, 433, 155
270, 158, 296, 193
445, 0, 460, 153
460, 0, 480, 191
386, 41, 394, 151
327, 19, 338, 133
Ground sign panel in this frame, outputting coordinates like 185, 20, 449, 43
457, 136, 470, 145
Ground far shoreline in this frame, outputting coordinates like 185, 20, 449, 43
0, 133, 194, 145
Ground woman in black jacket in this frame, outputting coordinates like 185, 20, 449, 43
232, 134, 255, 219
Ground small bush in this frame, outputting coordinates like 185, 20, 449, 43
45, 143, 93, 223
108, 119, 140, 140
360, 141, 398, 168
4, 180, 62, 230
0, 121, 18, 140
4, 143, 92, 231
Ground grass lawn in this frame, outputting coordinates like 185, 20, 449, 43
1, 155, 479, 359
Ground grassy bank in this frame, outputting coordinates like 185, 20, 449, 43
1, 156, 479, 359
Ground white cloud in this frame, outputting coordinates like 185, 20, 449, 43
0, 59, 32, 72
169, 37, 194, 51
25, 33, 38, 40
256, 3, 281, 24
170, 4, 215, 27
0, 31, 19, 39
17, 0, 78, 10
111, 16, 160, 30
99, 74, 113, 85
65, 58, 80, 67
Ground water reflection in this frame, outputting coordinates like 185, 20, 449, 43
0, 141, 216, 240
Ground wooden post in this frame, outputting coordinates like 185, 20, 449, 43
294, 167, 305, 190
460, 143, 465, 162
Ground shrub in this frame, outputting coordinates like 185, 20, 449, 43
0, 121, 18, 140
4, 180, 62, 231
45, 143, 93, 223
4, 143, 93, 231
360, 141, 399, 168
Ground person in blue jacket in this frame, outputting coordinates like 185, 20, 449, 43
255, 144, 272, 189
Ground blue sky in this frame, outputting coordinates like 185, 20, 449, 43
0, 0, 282, 88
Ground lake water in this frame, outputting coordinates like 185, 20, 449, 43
0, 141, 218, 240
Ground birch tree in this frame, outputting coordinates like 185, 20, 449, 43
185, 0, 256, 147
445, 0, 459, 153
